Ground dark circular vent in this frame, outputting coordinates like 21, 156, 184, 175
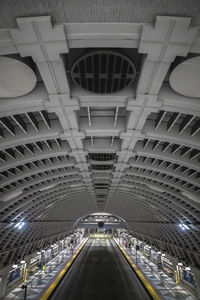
98, 221, 104, 228
71, 50, 136, 93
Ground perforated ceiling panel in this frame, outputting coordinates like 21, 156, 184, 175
88, 153, 116, 161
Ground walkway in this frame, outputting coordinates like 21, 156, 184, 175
49, 237, 151, 300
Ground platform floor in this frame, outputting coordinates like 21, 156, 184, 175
3, 237, 197, 300
4, 240, 84, 300
49, 237, 151, 300
116, 238, 196, 300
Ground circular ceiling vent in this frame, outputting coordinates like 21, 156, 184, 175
98, 221, 104, 228
71, 50, 136, 93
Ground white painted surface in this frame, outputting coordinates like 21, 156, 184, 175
0, 56, 36, 98
170, 56, 200, 98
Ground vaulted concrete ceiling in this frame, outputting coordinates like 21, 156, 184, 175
0, 1, 200, 269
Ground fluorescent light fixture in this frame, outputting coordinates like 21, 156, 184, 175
14, 221, 25, 230
45, 203, 54, 209
181, 192, 199, 203
36, 214, 43, 219
150, 204, 159, 210
158, 216, 167, 221
2, 190, 23, 202
58, 196, 65, 200
147, 184, 164, 193
70, 183, 83, 188
178, 223, 190, 231
40, 184, 57, 192
136, 195, 145, 199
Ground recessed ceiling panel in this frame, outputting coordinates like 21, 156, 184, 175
169, 56, 200, 98
89, 153, 116, 161
71, 50, 136, 93
0, 56, 37, 98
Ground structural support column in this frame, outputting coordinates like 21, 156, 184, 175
0, 266, 10, 299
191, 267, 200, 299
11, 15, 96, 208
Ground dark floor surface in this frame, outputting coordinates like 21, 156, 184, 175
49, 238, 152, 300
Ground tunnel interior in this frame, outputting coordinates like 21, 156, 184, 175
0, 1, 200, 299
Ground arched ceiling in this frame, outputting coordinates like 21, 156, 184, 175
0, 1, 200, 269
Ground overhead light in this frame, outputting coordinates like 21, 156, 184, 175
178, 223, 190, 231
181, 192, 199, 203
147, 185, 164, 193
45, 203, 54, 209
136, 195, 145, 199
150, 204, 159, 210
2, 190, 23, 202
70, 183, 83, 187
40, 184, 57, 191
14, 221, 25, 230
58, 196, 65, 200
36, 214, 43, 219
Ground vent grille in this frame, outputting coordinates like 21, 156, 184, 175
91, 165, 113, 171
89, 153, 116, 161
95, 183, 110, 189
71, 50, 136, 93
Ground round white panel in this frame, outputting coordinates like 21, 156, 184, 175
0, 56, 37, 98
169, 56, 200, 98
